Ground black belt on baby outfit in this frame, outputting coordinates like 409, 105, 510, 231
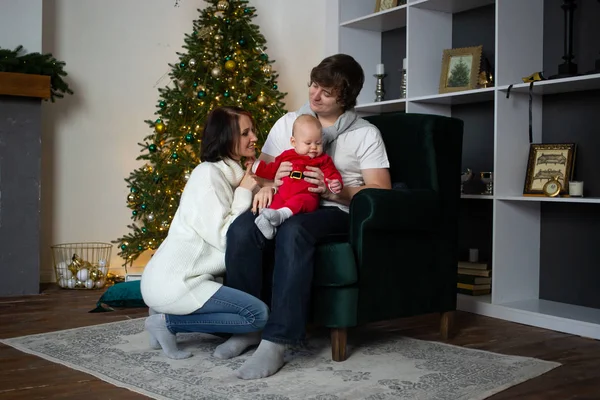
289, 170, 305, 179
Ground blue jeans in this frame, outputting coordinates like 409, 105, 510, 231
225, 207, 349, 345
165, 286, 269, 334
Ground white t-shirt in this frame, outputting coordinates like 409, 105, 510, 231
261, 111, 390, 213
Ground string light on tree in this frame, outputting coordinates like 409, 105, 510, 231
113, 0, 287, 268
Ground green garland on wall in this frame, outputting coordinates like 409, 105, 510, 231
0, 45, 74, 102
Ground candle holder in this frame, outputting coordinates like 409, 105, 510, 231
480, 172, 494, 195
550, 0, 579, 79
374, 74, 387, 102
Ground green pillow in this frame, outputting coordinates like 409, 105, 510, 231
89, 280, 147, 313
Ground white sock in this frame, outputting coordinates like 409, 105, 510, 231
262, 207, 293, 227
145, 314, 192, 360
255, 214, 277, 239
148, 308, 160, 349
213, 332, 261, 359
236, 339, 286, 380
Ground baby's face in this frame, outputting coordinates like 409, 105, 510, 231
291, 124, 323, 158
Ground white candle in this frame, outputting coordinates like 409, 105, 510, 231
376, 63, 384, 75
569, 181, 584, 197
402, 58, 407, 70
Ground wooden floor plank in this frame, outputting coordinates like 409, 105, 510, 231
0, 285, 598, 399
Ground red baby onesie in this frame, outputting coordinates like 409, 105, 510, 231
254, 149, 343, 214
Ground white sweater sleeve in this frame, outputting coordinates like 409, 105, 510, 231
179, 169, 253, 254
199, 185, 252, 253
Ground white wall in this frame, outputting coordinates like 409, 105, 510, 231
0, 0, 43, 52
39, 0, 327, 281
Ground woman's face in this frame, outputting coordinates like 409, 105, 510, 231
309, 82, 344, 118
233, 114, 258, 160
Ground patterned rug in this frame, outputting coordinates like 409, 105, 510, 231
1, 318, 560, 400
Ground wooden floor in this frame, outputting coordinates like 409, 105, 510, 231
1, 286, 599, 399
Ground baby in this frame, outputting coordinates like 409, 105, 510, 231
251, 114, 343, 239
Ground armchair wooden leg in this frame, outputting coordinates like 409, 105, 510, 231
440, 310, 455, 340
331, 328, 347, 362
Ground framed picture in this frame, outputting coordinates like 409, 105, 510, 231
375, 0, 399, 13
523, 143, 576, 195
439, 45, 483, 94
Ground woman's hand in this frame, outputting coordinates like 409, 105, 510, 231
252, 186, 274, 214
244, 157, 256, 169
274, 161, 293, 188
304, 166, 326, 194
239, 164, 259, 192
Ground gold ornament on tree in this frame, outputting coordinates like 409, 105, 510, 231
217, 0, 229, 11
155, 122, 166, 134
224, 60, 236, 71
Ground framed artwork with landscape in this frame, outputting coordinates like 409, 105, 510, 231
523, 143, 576, 195
439, 45, 482, 94
375, 0, 399, 13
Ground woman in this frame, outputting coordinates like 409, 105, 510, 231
141, 106, 269, 360
224, 54, 392, 380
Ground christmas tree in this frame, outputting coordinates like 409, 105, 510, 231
447, 57, 470, 87
114, 0, 287, 268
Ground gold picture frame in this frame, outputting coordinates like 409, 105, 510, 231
523, 143, 576, 195
375, 0, 399, 13
439, 45, 483, 94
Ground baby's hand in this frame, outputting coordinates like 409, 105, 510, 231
327, 179, 342, 194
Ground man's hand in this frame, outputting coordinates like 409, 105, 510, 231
274, 161, 293, 188
304, 166, 326, 194
326, 179, 342, 194
252, 186, 274, 214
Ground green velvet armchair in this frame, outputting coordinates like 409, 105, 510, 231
311, 112, 464, 361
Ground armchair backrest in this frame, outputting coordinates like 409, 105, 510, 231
364, 112, 464, 193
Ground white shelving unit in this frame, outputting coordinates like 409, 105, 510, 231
330, 0, 600, 340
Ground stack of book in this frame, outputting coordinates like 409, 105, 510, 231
457, 261, 491, 296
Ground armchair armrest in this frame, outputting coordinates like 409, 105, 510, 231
347, 188, 447, 322
349, 188, 440, 239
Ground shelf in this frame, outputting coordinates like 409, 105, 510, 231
335, 0, 600, 344
410, 0, 495, 14
0, 72, 51, 99
410, 87, 495, 105
458, 295, 600, 340
498, 73, 600, 96
496, 195, 600, 204
355, 88, 494, 111
458, 293, 491, 306
355, 98, 406, 113
461, 194, 493, 199
340, 4, 407, 32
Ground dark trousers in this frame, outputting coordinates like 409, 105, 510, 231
225, 207, 349, 345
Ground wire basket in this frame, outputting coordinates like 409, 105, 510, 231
51, 242, 112, 289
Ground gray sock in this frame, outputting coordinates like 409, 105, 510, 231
255, 214, 276, 239
148, 308, 161, 349
145, 314, 192, 359
213, 331, 261, 359
236, 339, 286, 380
261, 207, 292, 227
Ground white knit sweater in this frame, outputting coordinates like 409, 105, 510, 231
140, 158, 253, 315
